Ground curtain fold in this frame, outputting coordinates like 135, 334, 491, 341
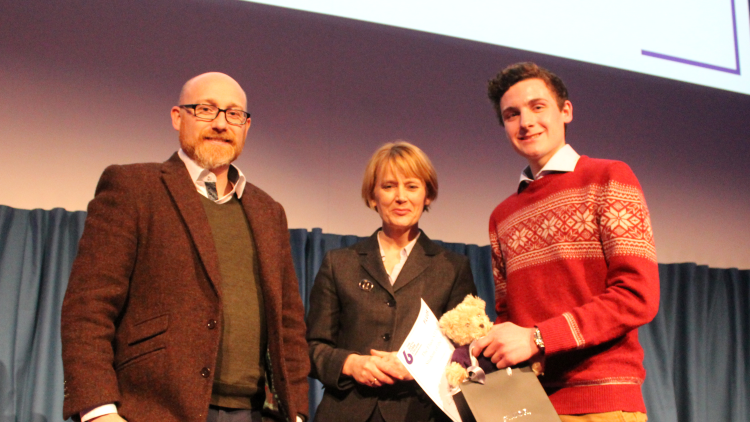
639, 264, 750, 422
0, 206, 87, 422
0, 205, 748, 422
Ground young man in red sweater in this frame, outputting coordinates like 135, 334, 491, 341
472, 62, 659, 422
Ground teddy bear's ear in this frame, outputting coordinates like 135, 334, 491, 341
465, 295, 486, 310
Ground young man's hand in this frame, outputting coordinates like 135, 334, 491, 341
472, 323, 540, 368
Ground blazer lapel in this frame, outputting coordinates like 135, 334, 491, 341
161, 153, 223, 297
355, 232, 394, 295
392, 231, 439, 292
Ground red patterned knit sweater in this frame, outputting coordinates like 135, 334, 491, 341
489, 156, 659, 415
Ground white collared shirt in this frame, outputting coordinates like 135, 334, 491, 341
377, 231, 420, 285
518, 144, 581, 185
178, 148, 246, 203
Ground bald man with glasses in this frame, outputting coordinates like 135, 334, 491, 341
61, 73, 309, 422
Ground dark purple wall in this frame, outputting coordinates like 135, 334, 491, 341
2, 0, 748, 267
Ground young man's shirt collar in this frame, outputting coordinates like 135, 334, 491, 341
519, 144, 580, 186
178, 148, 246, 203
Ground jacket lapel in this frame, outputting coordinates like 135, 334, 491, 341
392, 231, 439, 292
355, 231, 394, 295
161, 153, 223, 297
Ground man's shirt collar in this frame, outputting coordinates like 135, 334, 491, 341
518, 144, 580, 187
178, 149, 246, 203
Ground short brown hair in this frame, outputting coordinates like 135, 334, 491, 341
361, 141, 438, 211
488, 62, 569, 126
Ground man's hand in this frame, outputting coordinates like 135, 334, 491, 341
472, 323, 539, 369
370, 350, 414, 381
90, 414, 127, 422
342, 354, 395, 387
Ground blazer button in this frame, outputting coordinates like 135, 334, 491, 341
207, 319, 217, 329
200, 367, 211, 378
382, 333, 391, 341
385, 299, 395, 307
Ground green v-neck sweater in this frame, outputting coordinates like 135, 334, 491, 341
200, 195, 267, 410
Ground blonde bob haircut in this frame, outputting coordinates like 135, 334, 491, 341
361, 141, 438, 212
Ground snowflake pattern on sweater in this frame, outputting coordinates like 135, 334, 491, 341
495, 180, 656, 277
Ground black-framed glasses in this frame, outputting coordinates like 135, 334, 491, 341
179, 104, 251, 125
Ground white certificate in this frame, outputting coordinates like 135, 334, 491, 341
397, 299, 461, 422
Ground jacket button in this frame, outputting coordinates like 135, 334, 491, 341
200, 367, 211, 378
385, 299, 395, 307
207, 319, 217, 329
382, 333, 391, 341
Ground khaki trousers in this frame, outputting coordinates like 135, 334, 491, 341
559, 411, 647, 422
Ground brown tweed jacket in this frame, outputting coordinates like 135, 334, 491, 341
307, 231, 476, 422
61, 153, 309, 422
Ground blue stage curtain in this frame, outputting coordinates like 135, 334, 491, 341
639, 264, 750, 422
0, 205, 748, 422
0, 206, 86, 422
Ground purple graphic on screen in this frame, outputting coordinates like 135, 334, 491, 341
641, 0, 740, 74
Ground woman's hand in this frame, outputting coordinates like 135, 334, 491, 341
370, 350, 414, 381
342, 354, 395, 387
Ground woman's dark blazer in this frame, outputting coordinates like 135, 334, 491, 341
306, 230, 476, 422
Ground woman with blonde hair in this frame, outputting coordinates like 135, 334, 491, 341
307, 141, 476, 422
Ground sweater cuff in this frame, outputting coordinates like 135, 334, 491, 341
537, 313, 585, 355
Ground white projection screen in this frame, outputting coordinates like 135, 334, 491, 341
250, 0, 750, 95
